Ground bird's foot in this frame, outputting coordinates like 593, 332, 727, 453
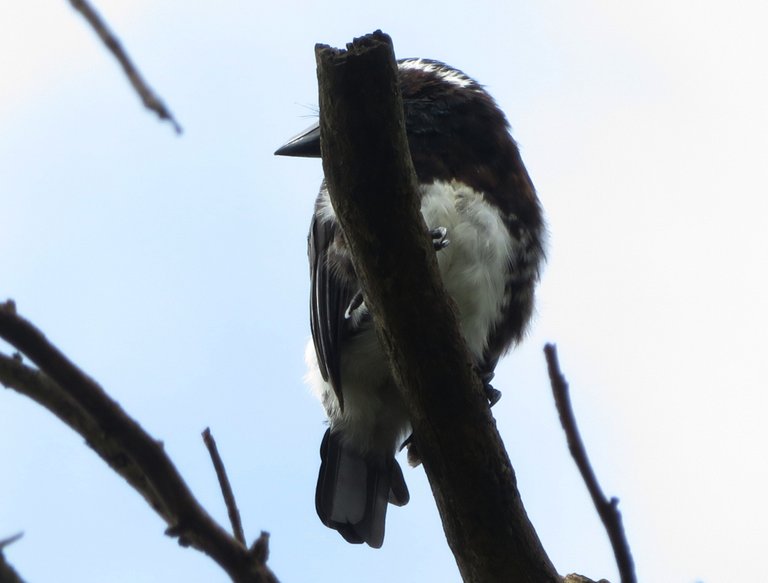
430, 226, 450, 250
481, 371, 502, 407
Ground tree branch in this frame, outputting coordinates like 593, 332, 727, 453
0, 535, 23, 551
314, 31, 559, 583
0, 534, 25, 583
0, 300, 277, 583
67, 0, 182, 133
0, 350, 170, 515
544, 344, 636, 583
203, 427, 247, 546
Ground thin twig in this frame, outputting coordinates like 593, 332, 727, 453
0, 533, 23, 551
67, 0, 183, 133
202, 428, 246, 546
544, 343, 637, 583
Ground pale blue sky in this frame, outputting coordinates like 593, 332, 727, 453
2, 1, 767, 582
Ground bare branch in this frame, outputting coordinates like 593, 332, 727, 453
67, 0, 183, 133
203, 428, 246, 546
315, 31, 559, 583
0, 534, 23, 552
0, 300, 277, 583
544, 344, 636, 583
0, 554, 25, 583
0, 533, 24, 583
0, 353, 171, 512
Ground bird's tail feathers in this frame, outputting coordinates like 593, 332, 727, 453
316, 429, 409, 548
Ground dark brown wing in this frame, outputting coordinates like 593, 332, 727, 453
308, 197, 357, 410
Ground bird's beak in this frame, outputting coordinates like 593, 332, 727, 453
274, 123, 321, 158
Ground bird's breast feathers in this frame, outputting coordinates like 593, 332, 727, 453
306, 179, 518, 451
313, 179, 517, 359
419, 180, 515, 360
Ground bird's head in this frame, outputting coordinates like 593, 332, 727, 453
275, 58, 534, 214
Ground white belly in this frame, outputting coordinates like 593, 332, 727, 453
306, 180, 513, 454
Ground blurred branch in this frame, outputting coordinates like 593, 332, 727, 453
0, 554, 24, 583
0, 533, 25, 583
203, 428, 246, 546
0, 300, 277, 583
67, 0, 183, 133
315, 31, 559, 583
0, 535, 23, 551
544, 343, 636, 583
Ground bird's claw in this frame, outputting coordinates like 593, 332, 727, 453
481, 371, 502, 406
430, 227, 450, 250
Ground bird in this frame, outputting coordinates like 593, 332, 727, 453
275, 58, 545, 548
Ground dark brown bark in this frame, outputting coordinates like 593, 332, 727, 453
0, 534, 25, 583
0, 552, 25, 583
315, 31, 560, 583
